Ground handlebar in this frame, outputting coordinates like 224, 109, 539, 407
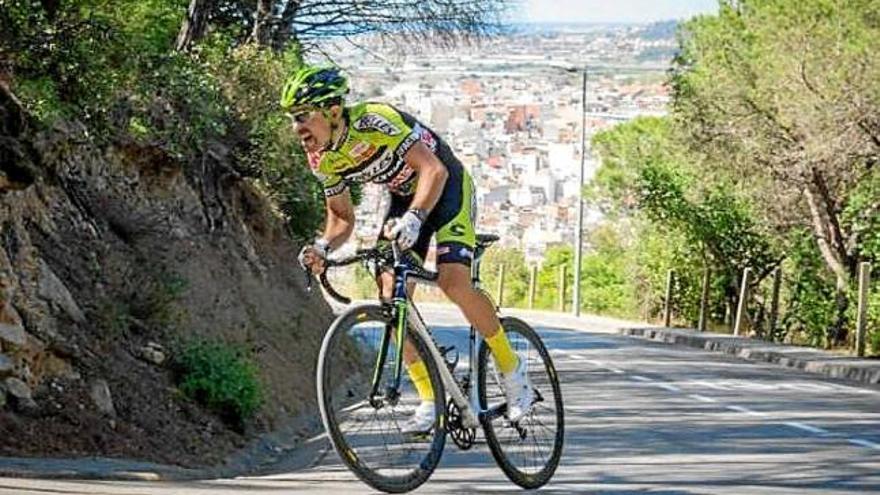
302, 246, 395, 305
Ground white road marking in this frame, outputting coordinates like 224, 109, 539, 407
848, 439, 880, 450
656, 383, 681, 392
689, 394, 718, 403
582, 359, 606, 367
690, 380, 728, 391
783, 422, 829, 435
630, 375, 653, 382
725, 405, 766, 417
607, 367, 625, 374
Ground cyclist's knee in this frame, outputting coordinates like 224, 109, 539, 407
437, 264, 472, 301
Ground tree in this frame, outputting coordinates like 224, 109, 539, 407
176, 0, 215, 52
670, 0, 880, 344
175, 0, 512, 52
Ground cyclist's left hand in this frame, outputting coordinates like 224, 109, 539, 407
388, 209, 423, 250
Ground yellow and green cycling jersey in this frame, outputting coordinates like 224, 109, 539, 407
307, 102, 477, 265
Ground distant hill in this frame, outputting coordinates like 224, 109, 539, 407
636, 20, 679, 40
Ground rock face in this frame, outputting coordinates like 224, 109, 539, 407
89, 379, 116, 417
0, 322, 26, 349
0, 354, 13, 376
0, 84, 335, 466
137, 342, 166, 366
4, 376, 37, 412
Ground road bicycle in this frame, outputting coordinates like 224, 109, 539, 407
308, 234, 564, 493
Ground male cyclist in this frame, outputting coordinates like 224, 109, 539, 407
289, 66, 533, 432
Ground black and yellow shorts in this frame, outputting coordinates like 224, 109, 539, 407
378, 165, 477, 266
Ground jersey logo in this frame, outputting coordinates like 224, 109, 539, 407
353, 114, 401, 136
449, 223, 466, 236
349, 141, 378, 162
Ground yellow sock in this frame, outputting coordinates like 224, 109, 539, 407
486, 326, 519, 374
407, 360, 434, 401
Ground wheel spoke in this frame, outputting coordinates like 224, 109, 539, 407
319, 308, 445, 492
478, 319, 564, 488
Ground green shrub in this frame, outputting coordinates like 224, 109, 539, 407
176, 340, 263, 423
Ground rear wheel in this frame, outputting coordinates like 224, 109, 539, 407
317, 304, 446, 493
478, 317, 565, 489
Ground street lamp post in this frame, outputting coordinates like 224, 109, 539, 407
573, 68, 587, 317
545, 63, 588, 317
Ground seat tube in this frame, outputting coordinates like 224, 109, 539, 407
469, 328, 482, 412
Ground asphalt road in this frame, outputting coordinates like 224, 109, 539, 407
2, 306, 879, 494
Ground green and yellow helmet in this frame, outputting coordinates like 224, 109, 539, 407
280, 65, 349, 111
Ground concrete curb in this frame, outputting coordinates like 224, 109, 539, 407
622, 327, 880, 386
0, 426, 331, 482
0, 456, 210, 481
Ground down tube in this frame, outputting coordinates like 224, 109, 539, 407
406, 303, 478, 427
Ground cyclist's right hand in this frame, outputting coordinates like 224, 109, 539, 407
298, 239, 330, 275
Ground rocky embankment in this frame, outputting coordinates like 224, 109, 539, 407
0, 83, 333, 466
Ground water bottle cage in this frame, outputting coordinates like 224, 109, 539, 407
439, 345, 459, 375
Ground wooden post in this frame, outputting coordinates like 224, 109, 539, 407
734, 267, 752, 337
528, 265, 538, 309
768, 268, 782, 340
855, 262, 871, 357
496, 264, 506, 309
698, 267, 711, 332
663, 269, 674, 327
559, 264, 567, 312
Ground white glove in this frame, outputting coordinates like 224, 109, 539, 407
388, 209, 424, 251
298, 238, 330, 271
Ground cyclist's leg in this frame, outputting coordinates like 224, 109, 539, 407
429, 166, 519, 375
376, 194, 434, 402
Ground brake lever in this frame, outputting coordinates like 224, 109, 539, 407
298, 259, 314, 292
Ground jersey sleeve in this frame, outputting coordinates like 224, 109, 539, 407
351, 103, 421, 159
308, 151, 349, 197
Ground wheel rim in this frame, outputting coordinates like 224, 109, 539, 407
480, 324, 564, 481
319, 308, 445, 486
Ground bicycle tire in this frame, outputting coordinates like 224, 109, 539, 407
317, 304, 446, 493
478, 316, 565, 489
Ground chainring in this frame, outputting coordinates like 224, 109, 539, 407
446, 399, 476, 450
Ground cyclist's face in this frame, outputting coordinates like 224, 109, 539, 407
292, 105, 341, 152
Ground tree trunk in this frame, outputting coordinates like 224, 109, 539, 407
175, 0, 214, 52
804, 169, 853, 347
250, 0, 274, 46
272, 0, 302, 50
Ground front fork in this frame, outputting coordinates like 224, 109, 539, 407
368, 272, 410, 407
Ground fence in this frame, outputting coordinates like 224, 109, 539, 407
495, 264, 569, 313
490, 261, 874, 357
658, 262, 874, 357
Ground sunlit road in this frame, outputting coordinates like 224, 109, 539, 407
2, 305, 879, 494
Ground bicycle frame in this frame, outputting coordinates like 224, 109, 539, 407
366, 242, 505, 430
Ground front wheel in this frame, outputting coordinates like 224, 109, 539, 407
317, 304, 446, 493
478, 317, 565, 489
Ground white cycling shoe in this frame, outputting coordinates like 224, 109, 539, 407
503, 355, 535, 422
401, 401, 436, 435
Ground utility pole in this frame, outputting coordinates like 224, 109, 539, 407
573, 68, 587, 317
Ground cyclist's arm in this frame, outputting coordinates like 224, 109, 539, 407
321, 189, 355, 250
404, 141, 448, 214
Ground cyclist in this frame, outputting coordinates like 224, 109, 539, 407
288, 65, 533, 432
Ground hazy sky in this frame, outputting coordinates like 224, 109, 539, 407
521, 0, 718, 23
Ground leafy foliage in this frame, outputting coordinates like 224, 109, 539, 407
176, 340, 263, 423
0, 0, 326, 238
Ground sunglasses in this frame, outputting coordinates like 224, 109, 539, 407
289, 109, 318, 124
